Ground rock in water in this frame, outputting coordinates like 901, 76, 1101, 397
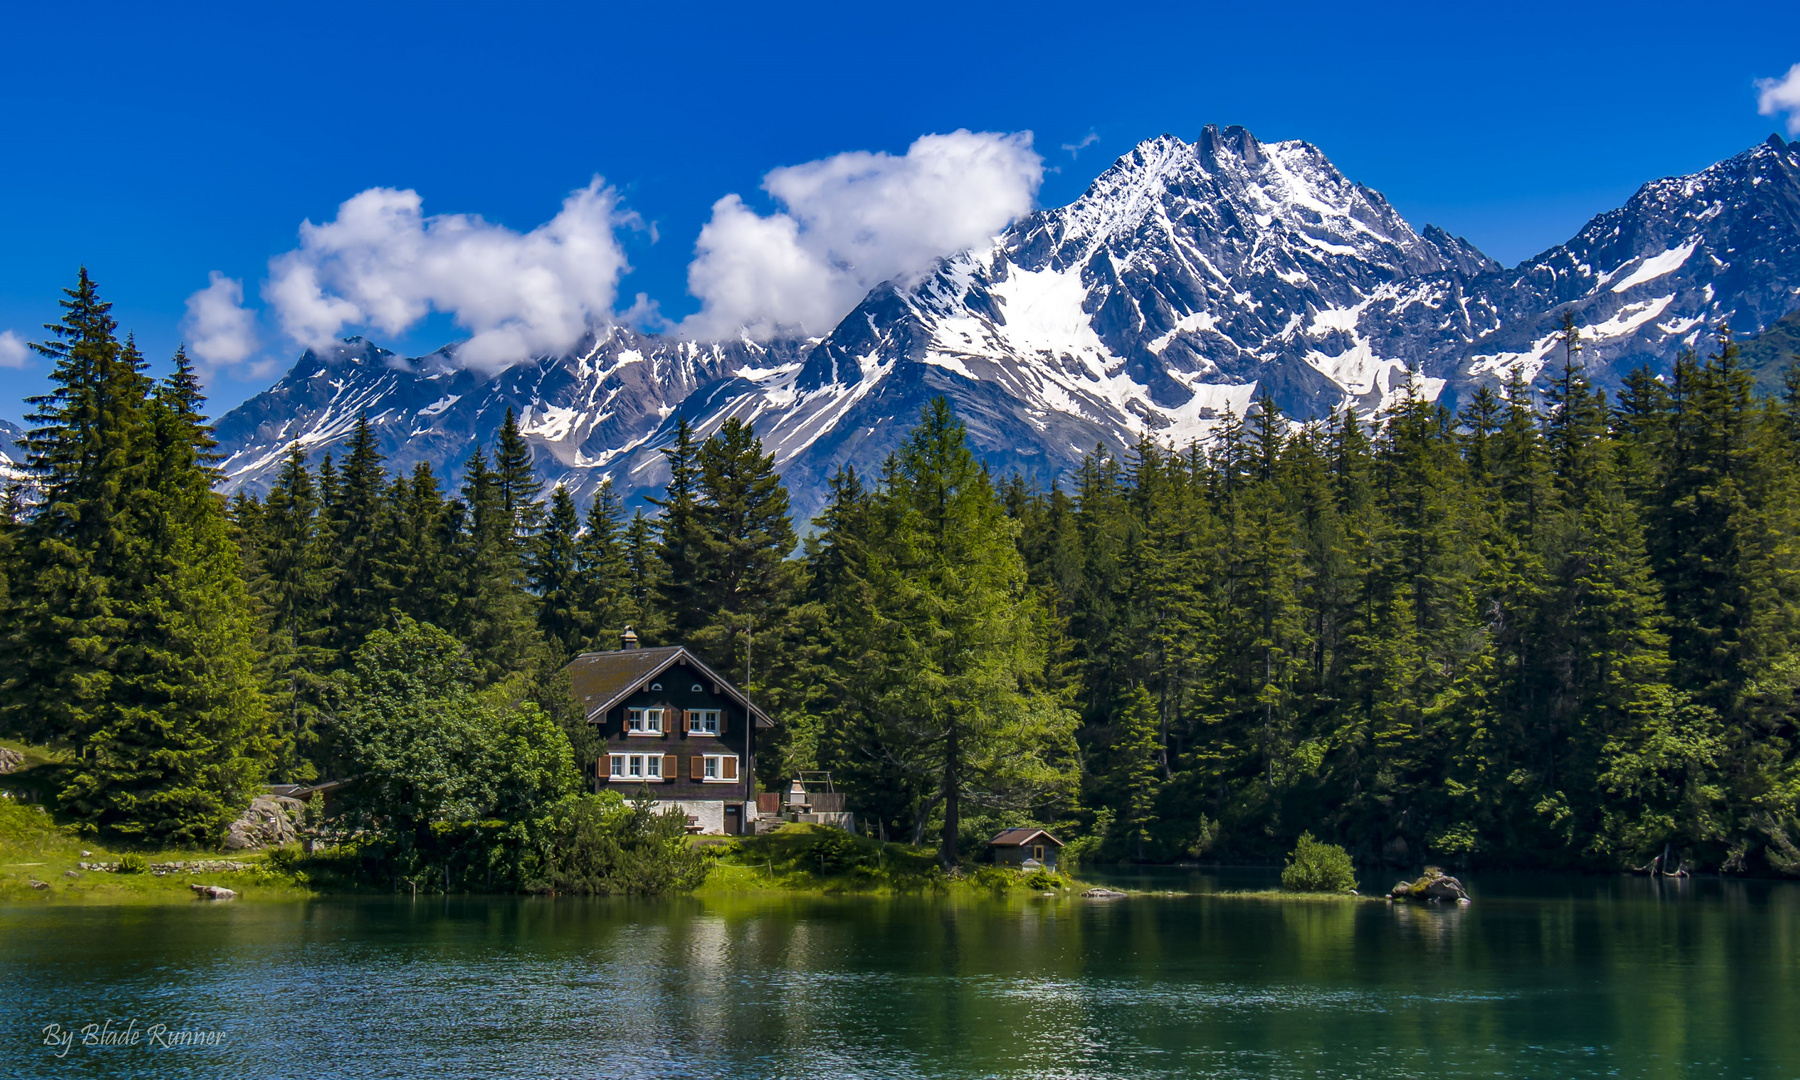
189, 884, 237, 900
1082, 888, 1128, 899
1387, 868, 1470, 903
222, 794, 305, 851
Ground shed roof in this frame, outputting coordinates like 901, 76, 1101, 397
989, 828, 1062, 848
567, 646, 774, 728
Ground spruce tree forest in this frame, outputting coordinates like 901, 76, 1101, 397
7, 271, 1800, 881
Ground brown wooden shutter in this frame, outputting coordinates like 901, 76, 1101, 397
683, 709, 695, 735
662, 754, 677, 780
690, 755, 704, 781
722, 756, 737, 780
718, 709, 728, 734
621, 710, 629, 735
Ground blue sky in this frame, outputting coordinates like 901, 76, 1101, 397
2, 0, 1797, 422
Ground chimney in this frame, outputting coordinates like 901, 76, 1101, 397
621, 626, 639, 650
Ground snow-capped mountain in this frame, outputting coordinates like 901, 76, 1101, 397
213, 333, 809, 506
1457, 132, 1800, 392
211, 127, 1800, 519
0, 419, 23, 464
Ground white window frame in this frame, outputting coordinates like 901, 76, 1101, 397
689, 709, 721, 736
627, 708, 663, 736
701, 754, 739, 783
608, 754, 666, 782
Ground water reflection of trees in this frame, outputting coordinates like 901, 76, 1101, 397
10, 887, 1798, 1077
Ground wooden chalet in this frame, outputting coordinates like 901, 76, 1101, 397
566, 627, 773, 836
989, 828, 1062, 872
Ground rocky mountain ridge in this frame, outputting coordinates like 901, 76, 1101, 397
209, 127, 1800, 518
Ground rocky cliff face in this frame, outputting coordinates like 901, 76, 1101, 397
210, 129, 1800, 519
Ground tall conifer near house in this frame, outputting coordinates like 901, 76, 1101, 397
691, 417, 796, 681
530, 486, 587, 657
878, 398, 1077, 864
624, 509, 665, 641
652, 418, 707, 638
576, 479, 630, 641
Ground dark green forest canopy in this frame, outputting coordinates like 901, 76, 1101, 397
1743, 309, 1800, 398
5, 272, 1800, 877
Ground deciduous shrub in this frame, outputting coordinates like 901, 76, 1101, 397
1280, 832, 1357, 893
544, 790, 706, 895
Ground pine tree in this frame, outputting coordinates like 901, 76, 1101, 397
691, 417, 796, 680
530, 486, 587, 657
386, 462, 454, 630
250, 445, 334, 777
2, 270, 151, 744
494, 407, 544, 554
623, 509, 665, 641
320, 414, 389, 662
651, 418, 707, 639
58, 350, 271, 841
449, 447, 542, 681
576, 479, 630, 643
791, 467, 893, 805
1110, 684, 1165, 860
877, 398, 1077, 863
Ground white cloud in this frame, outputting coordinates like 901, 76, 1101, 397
263, 179, 634, 372
1062, 131, 1099, 156
681, 130, 1043, 340
1758, 63, 1800, 137
181, 271, 269, 378
0, 330, 29, 369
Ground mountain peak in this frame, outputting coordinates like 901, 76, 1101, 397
210, 132, 1800, 523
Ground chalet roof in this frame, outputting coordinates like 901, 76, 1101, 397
989, 828, 1062, 848
567, 646, 774, 728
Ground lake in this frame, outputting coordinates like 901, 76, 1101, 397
3, 870, 1798, 1078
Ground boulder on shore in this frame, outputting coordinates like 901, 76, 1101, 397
1387, 868, 1470, 903
222, 794, 305, 851
189, 884, 237, 900
0, 747, 23, 774
1082, 888, 1127, 899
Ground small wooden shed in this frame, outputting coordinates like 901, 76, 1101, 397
989, 828, 1062, 872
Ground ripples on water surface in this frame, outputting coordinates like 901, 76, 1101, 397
2, 870, 1797, 1079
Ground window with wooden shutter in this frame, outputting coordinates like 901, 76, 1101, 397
722, 756, 737, 780
718, 710, 728, 734
683, 709, 695, 733
690, 756, 704, 781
